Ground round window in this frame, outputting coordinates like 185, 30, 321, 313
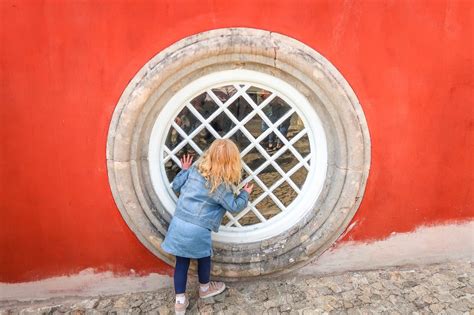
149, 70, 328, 243
107, 28, 371, 277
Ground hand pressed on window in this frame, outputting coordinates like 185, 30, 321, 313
243, 182, 254, 194
180, 154, 194, 170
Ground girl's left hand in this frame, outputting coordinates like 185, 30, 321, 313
180, 154, 194, 170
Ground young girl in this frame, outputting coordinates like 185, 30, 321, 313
160, 139, 253, 314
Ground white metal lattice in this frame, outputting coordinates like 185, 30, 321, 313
163, 83, 312, 228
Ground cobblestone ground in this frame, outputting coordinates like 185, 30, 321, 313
1, 260, 472, 314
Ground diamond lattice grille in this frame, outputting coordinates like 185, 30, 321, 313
164, 84, 311, 227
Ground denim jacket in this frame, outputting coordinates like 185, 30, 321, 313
171, 164, 249, 232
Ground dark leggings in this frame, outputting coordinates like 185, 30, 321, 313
174, 256, 211, 294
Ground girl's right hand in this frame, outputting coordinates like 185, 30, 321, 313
243, 182, 254, 194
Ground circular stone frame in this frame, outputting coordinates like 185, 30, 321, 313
106, 28, 371, 278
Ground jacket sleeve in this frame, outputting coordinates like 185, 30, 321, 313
216, 186, 250, 213
171, 168, 190, 193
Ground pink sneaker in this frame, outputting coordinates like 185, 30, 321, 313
199, 281, 226, 299
174, 295, 189, 315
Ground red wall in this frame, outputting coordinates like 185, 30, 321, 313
1, 0, 472, 283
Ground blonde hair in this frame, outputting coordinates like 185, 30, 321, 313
197, 139, 242, 193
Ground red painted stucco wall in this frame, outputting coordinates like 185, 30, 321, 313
1, 0, 473, 283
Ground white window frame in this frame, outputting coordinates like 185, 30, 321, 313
149, 69, 328, 243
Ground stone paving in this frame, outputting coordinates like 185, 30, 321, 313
1, 260, 472, 314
